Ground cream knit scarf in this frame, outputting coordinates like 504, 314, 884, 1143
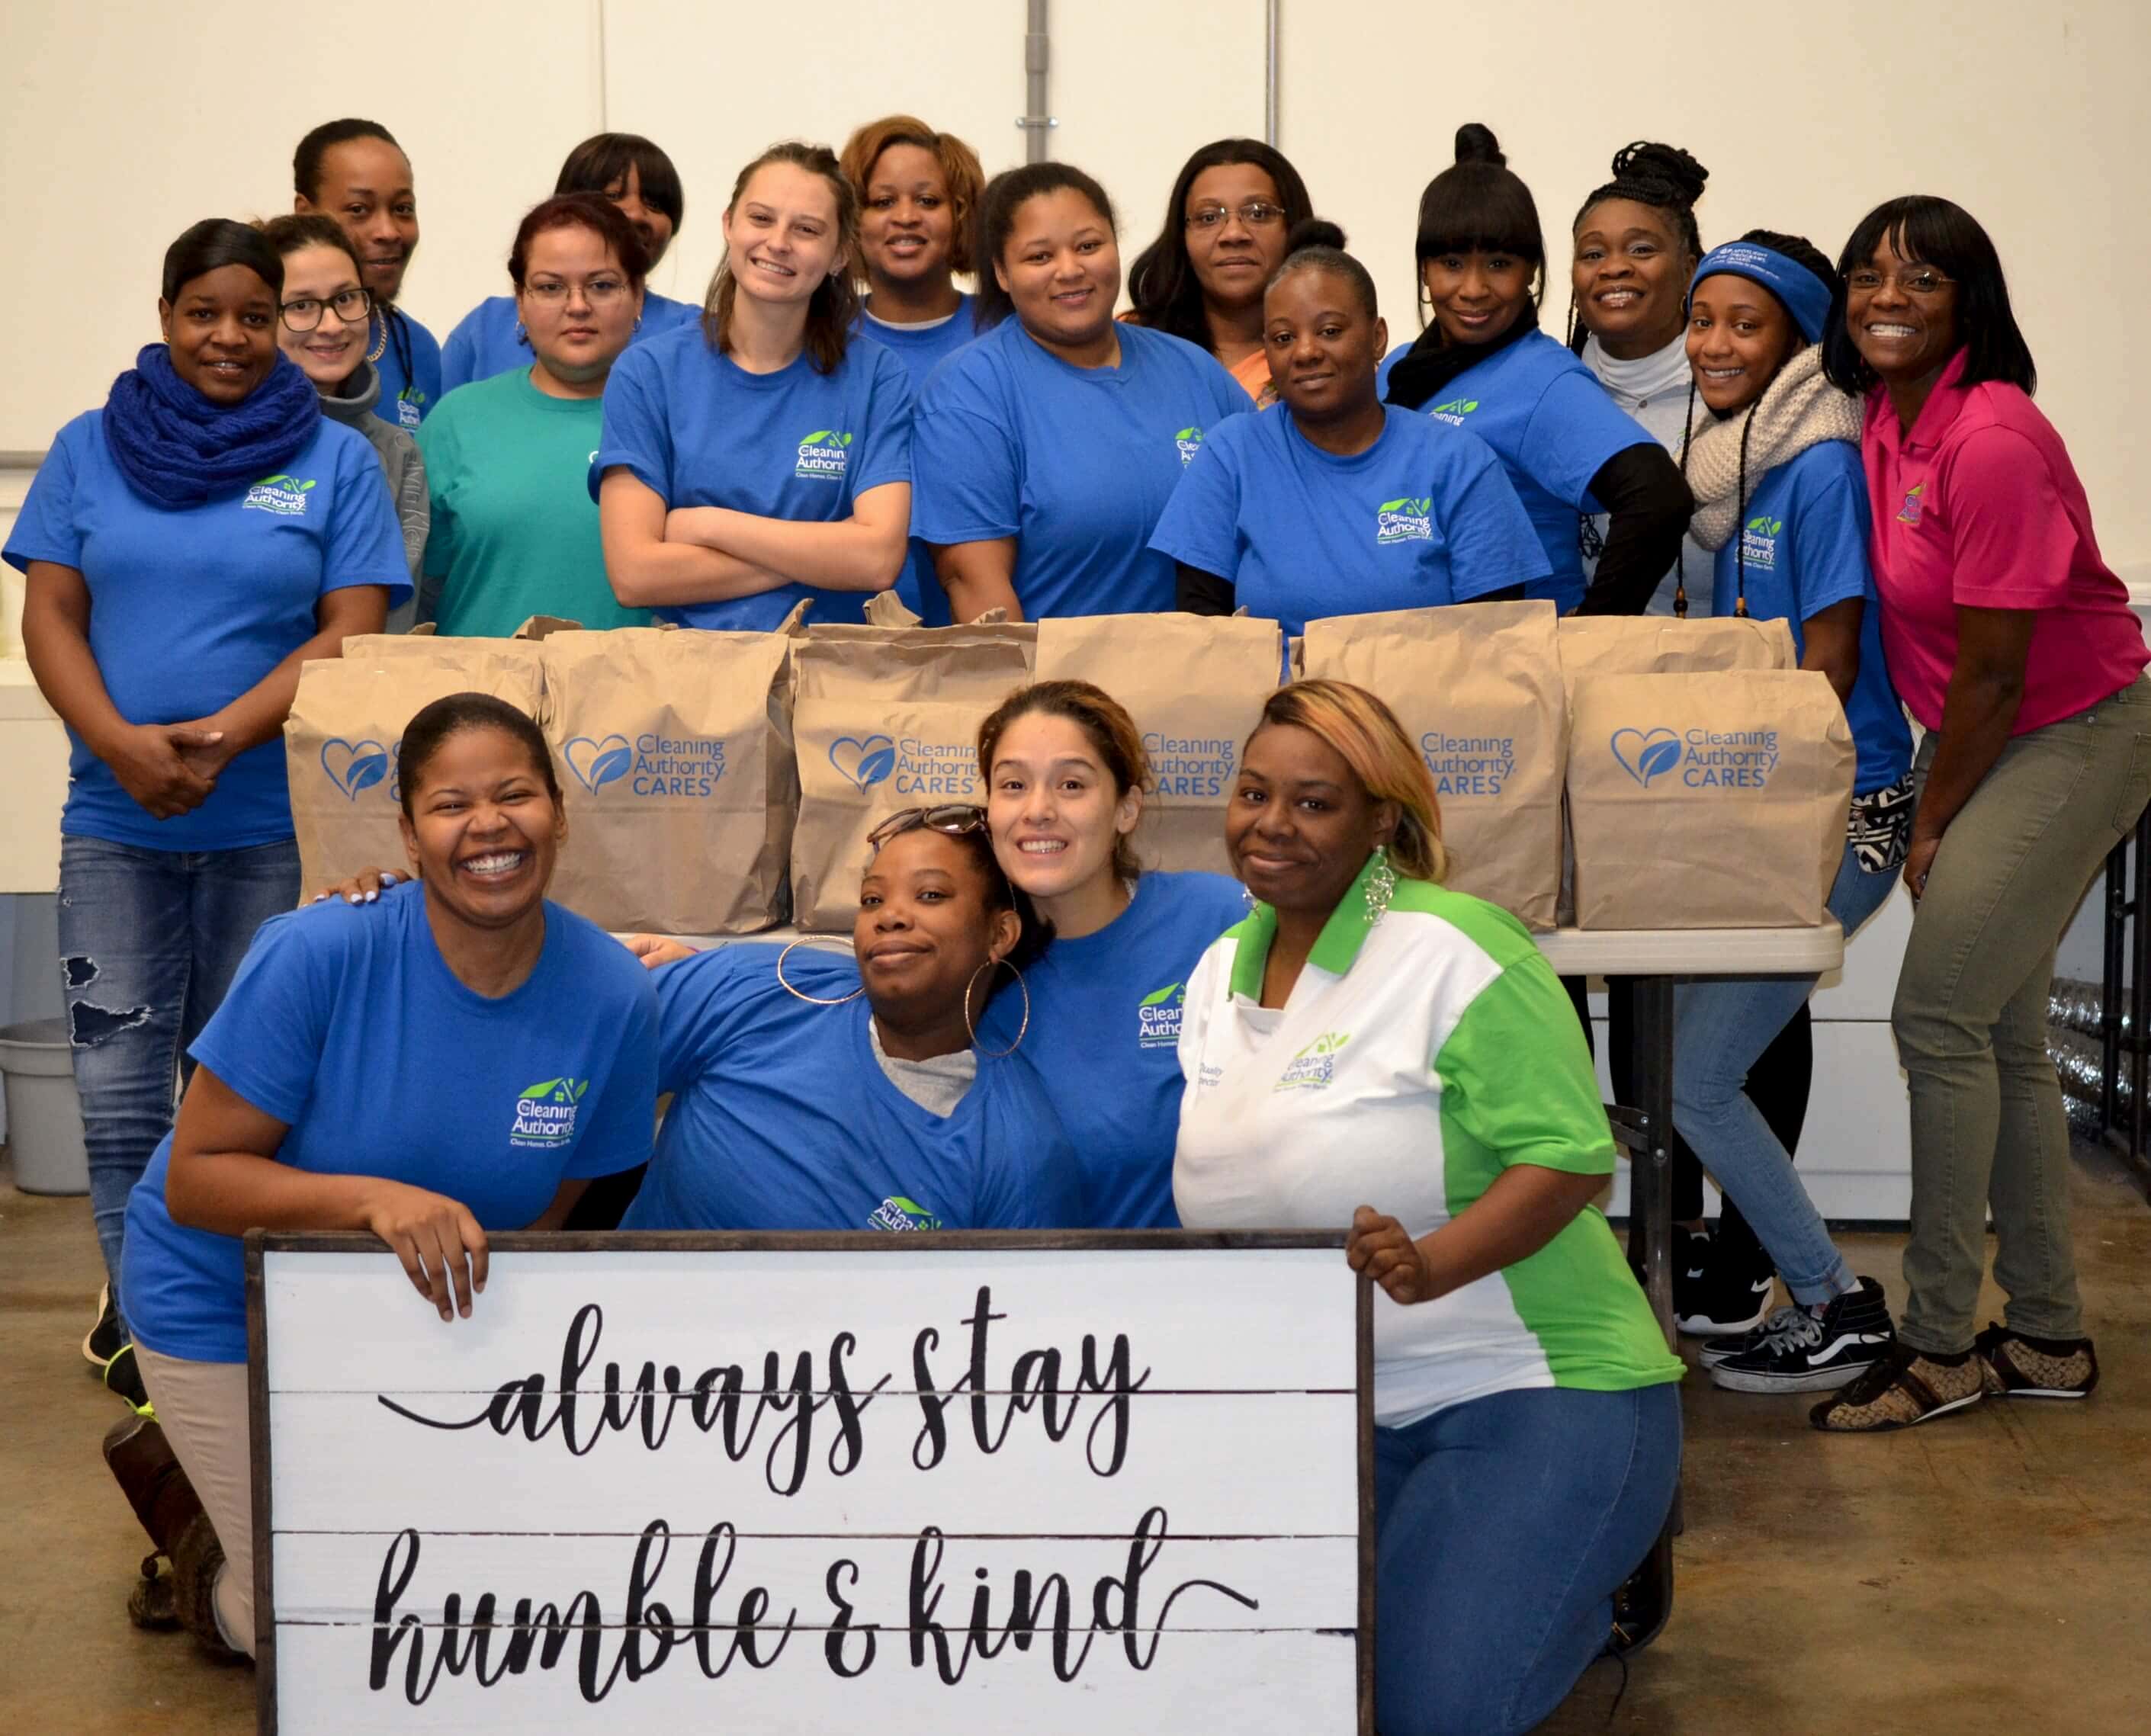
1684, 346, 1864, 550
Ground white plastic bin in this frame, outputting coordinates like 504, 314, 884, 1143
0, 1019, 88, 1195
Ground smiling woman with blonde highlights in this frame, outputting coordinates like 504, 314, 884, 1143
1173, 678, 1681, 1736
96, 692, 658, 1661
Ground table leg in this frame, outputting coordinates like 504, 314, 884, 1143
1626, 976, 1677, 1349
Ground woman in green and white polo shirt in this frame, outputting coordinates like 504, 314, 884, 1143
1173, 679, 1683, 1736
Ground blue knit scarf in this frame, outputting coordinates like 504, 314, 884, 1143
102, 344, 322, 509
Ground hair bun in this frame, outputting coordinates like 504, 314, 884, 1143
1610, 140, 1707, 206
1286, 217, 1347, 254
1454, 123, 1505, 168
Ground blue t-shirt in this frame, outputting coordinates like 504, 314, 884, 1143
979, 871, 1247, 1228
374, 307, 444, 428
438, 289, 703, 397
911, 317, 1247, 619
3, 413, 410, 851
1714, 441, 1913, 795
622, 944, 1083, 1232
118, 884, 659, 1362
854, 295, 980, 624
592, 322, 915, 631
1148, 403, 1550, 636
1379, 329, 1655, 611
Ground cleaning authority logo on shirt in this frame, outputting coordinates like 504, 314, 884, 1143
829, 733, 976, 797
1145, 731, 1235, 797
511, 1077, 588, 1149
868, 1195, 942, 1231
1739, 515, 1783, 573
795, 428, 854, 481
1421, 731, 1515, 797
1612, 726, 1780, 790
1173, 426, 1206, 465
565, 733, 727, 798
1377, 497, 1433, 544
1275, 1031, 1350, 1092
1427, 397, 1479, 428
1137, 980, 1186, 1049
244, 473, 317, 516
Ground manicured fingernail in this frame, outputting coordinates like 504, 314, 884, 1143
365, 890, 377, 902
347, 894, 361, 904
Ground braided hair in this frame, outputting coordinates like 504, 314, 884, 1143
1566, 141, 1709, 353
1678, 228, 1837, 618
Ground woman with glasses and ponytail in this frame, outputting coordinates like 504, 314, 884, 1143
1665, 233, 1912, 1396
1811, 198, 2151, 1431
1125, 139, 1315, 406
416, 194, 654, 634
620, 807, 1081, 1233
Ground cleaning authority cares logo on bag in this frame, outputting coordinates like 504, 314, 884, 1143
830, 733, 975, 796
1145, 731, 1234, 797
1377, 497, 1433, 544
795, 428, 853, 481
511, 1077, 587, 1149
319, 737, 392, 801
244, 473, 316, 516
1421, 731, 1514, 797
1612, 726, 1780, 790
566, 733, 726, 797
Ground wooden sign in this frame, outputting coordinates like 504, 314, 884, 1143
249, 1231, 1372, 1734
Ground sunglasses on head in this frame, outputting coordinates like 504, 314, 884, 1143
865, 804, 989, 852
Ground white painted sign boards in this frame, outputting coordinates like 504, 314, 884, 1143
249, 1231, 1372, 1734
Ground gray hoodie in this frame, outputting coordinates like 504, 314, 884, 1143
319, 358, 429, 631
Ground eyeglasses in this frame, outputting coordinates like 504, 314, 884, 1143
279, 287, 373, 331
523, 277, 633, 306
1184, 201, 1286, 232
866, 804, 988, 852
1844, 267, 1954, 297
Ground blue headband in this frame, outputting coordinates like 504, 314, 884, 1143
1687, 242, 1833, 344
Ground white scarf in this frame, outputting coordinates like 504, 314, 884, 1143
1685, 347, 1864, 551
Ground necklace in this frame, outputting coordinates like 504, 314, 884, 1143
366, 309, 388, 364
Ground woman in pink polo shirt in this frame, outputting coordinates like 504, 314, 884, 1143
1810, 196, 2151, 1433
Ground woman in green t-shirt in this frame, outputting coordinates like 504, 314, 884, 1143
414, 194, 654, 634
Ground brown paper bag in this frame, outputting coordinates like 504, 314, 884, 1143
1033, 613, 1283, 876
1555, 614, 1796, 698
1299, 601, 1565, 929
790, 621, 1037, 931
1567, 669, 1854, 929
538, 627, 797, 934
285, 640, 546, 893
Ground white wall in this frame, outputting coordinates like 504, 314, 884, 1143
9, 3, 2146, 570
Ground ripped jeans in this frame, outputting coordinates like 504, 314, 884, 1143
56, 834, 299, 1336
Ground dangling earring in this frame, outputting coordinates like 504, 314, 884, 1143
1365, 843, 1396, 926
775, 939, 864, 1005
514, 319, 528, 345
633, 313, 644, 331
964, 958, 1030, 1058
1242, 884, 1258, 914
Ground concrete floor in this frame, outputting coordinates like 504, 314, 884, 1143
2, 1148, 2146, 1735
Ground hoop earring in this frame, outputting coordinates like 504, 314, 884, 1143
964, 958, 1029, 1059
775, 939, 864, 1005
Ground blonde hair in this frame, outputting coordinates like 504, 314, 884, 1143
1253, 680, 1448, 883
704, 141, 859, 375
838, 114, 986, 279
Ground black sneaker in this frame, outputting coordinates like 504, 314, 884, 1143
1676, 1252, 1776, 1338
104, 1343, 152, 1414
1710, 1276, 1895, 1393
1698, 1304, 1806, 1369
84, 1284, 124, 1367
1669, 1227, 1715, 1330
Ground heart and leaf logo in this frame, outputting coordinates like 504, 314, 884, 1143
563, 734, 632, 793
828, 734, 896, 793
320, 738, 390, 801
1610, 727, 1682, 787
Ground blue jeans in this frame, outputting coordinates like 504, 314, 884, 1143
1670, 842, 1897, 1305
56, 834, 300, 1336
1374, 1382, 1682, 1736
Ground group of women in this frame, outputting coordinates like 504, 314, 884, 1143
6, 103, 2149, 1736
